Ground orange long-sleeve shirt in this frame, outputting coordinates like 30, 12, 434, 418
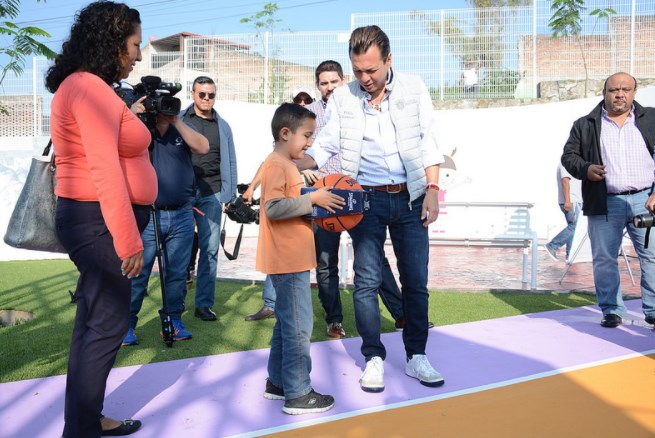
50, 72, 157, 259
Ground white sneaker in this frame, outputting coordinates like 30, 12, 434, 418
405, 354, 445, 387
360, 356, 384, 393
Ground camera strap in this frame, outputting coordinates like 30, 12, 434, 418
220, 215, 243, 261
646, 226, 651, 249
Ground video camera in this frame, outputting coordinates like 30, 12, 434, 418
117, 75, 182, 131
225, 183, 260, 225
633, 213, 655, 248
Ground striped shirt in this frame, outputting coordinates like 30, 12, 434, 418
600, 106, 654, 194
306, 99, 341, 176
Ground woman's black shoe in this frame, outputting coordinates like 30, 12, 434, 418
102, 419, 142, 436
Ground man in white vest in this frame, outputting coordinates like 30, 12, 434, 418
306, 25, 445, 392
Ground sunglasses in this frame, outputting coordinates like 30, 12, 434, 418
198, 92, 216, 99
293, 96, 313, 105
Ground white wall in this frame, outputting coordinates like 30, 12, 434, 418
428, 88, 655, 241
2, 89, 655, 261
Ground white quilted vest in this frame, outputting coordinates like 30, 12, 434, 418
331, 72, 428, 204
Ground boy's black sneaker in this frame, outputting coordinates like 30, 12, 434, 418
282, 390, 335, 415
263, 379, 285, 400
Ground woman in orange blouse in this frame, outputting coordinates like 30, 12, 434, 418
45, 2, 156, 436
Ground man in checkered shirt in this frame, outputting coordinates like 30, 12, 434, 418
562, 72, 655, 329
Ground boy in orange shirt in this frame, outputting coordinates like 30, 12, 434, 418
257, 103, 344, 414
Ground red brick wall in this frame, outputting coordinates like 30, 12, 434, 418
518, 16, 655, 81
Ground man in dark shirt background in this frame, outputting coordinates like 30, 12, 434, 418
182, 76, 238, 322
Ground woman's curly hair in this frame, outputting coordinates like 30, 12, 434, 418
45, 1, 140, 92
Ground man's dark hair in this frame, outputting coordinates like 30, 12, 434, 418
271, 103, 317, 141
45, 1, 141, 92
349, 25, 391, 61
315, 60, 344, 84
603, 72, 638, 93
192, 75, 216, 91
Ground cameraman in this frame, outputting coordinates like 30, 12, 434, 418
123, 111, 209, 345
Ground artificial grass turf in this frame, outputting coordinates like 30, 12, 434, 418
0, 259, 598, 383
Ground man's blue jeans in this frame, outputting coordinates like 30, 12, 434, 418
588, 191, 655, 318
263, 275, 276, 310
130, 203, 195, 327
347, 189, 429, 361
267, 271, 313, 400
314, 224, 404, 323
547, 202, 582, 259
193, 188, 223, 309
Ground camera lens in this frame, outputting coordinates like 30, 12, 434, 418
634, 214, 655, 228
158, 96, 181, 116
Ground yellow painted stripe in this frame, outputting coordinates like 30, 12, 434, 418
269, 354, 655, 438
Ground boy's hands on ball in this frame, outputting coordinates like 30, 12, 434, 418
310, 186, 345, 213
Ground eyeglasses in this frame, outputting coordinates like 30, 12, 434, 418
198, 92, 216, 99
293, 96, 313, 105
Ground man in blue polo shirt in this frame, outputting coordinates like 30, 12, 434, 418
123, 113, 209, 345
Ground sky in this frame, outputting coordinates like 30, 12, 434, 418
13, 0, 471, 50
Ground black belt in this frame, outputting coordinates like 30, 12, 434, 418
608, 187, 650, 196
361, 183, 407, 193
155, 203, 184, 211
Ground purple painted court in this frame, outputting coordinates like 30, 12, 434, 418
1, 299, 653, 437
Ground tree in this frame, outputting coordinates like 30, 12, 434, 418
240, 2, 289, 104
413, 0, 530, 98
1, 0, 55, 85
239, 2, 281, 32
548, 0, 616, 96
461, 0, 531, 69
1, 0, 54, 114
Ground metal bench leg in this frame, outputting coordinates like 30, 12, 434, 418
522, 247, 529, 284
339, 235, 347, 287
339, 233, 351, 287
531, 234, 538, 290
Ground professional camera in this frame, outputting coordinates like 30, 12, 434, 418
634, 214, 655, 229
633, 213, 655, 249
117, 75, 182, 131
225, 183, 260, 224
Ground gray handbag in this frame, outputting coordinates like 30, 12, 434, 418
4, 140, 66, 253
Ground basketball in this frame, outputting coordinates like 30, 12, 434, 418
313, 173, 364, 232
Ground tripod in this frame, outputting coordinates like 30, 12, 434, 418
151, 205, 175, 347
560, 231, 635, 286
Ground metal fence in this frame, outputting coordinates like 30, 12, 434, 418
0, 57, 52, 137
2, 0, 654, 137
354, 0, 655, 100
179, 31, 353, 104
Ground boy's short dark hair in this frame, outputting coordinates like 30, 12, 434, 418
315, 60, 344, 84
271, 103, 317, 141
